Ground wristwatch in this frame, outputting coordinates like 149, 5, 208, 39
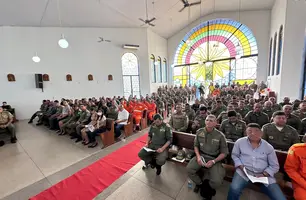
263, 171, 269, 177
212, 160, 216, 164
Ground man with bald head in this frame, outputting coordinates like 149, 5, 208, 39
244, 103, 269, 127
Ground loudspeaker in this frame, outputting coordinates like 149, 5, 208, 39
35, 74, 43, 89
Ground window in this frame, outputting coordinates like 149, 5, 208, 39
158, 56, 162, 83
122, 53, 140, 97
276, 26, 283, 75
163, 58, 167, 82
150, 54, 156, 83
173, 18, 258, 86
272, 32, 277, 76
268, 38, 273, 76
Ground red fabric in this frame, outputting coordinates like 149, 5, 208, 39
30, 134, 148, 200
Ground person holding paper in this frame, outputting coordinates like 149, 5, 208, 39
284, 143, 306, 200
187, 114, 228, 200
227, 123, 286, 200
138, 114, 172, 175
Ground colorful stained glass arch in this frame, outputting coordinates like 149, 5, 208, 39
173, 18, 258, 86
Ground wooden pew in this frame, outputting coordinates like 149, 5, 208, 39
170, 131, 294, 200
124, 114, 134, 138
100, 119, 115, 149
140, 110, 148, 130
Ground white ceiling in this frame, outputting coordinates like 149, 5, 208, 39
0, 0, 275, 38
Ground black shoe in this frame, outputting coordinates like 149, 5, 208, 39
150, 159, 156, 169
36, 123, 42, 126
200, 180, 215, 200
193, 185, 200, 193
142, 164, 150, 170
156, 165, 162, 175
75, 138, 82, 143
0, 140, 5, 146
88, 142, 98, 148
11, 137, 17, 143
28, 121, 33, 124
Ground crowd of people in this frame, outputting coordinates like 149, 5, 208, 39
138, 82, 306, 200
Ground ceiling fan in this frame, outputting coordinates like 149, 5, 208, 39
98, 37, 111, 43
179, 0, 201, 12
139, 0, 156, 27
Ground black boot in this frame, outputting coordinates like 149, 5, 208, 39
150, 159, 156, 169
200, 180, 215, 200
156, 165, 162, 175
193, 184, 201, 193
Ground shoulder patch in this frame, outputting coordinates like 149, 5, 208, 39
288, 149, 294, 155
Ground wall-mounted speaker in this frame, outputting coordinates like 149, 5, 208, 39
35, 74, 43, 89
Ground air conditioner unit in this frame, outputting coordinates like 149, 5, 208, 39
123, 44, 140, 50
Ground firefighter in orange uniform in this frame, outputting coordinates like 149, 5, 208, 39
133, 100, 147, 129
125, 101, 134, 114
145, 99, 157, 122
284, 143, 306, 200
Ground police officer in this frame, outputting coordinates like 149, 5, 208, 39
244, 103, 269, 127
235, 100, 249, 118
191, 106, 208, 134
0, 106, 17, 143
263, 101, 274, 120
217, 104, 242, 124
187, 115, 228, 200
283, 105, 302, 134
185, 103, 195, 121
69, 105, 91, 139
262, 111, 300, 151
138, 114, 172, 175
169, 103, 188, 132
211, 100, 226, 117
220, 111, 246, 142
292, 101, 306, 120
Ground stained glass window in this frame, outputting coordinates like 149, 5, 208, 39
173, 18, 258, 86
268, 38, 273, 76
272, 33, 277, 76
163, 58, 167, 83
150, 54, 156, 83
122, 53, 140, 98
276, 26, 283, 75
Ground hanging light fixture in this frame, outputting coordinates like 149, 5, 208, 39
32, 52, 41, 63
58, 34, 69, 48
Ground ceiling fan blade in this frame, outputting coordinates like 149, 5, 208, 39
180, 0, 187, 4
105, 40, 111, 42
139, 18, 146, 23
189, 1, 201, 6
148, 23, 155, 27
148, 17, 156, 23
179, 6, 186, 12
140, 23, 147, 27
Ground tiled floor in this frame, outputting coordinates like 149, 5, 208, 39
1, 120, 270, 200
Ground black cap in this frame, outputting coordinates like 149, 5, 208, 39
227, 111, 237, 117
200, 106, 207, 111
153, 114, 163, 120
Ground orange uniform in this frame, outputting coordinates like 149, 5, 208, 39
133, 102, 147, 126
145, 101, 156, 121
125, 104, 134, 114
284, 143, 306, 200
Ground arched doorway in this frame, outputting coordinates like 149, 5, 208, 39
122, 53, 140, 98
173, 18, 258, 87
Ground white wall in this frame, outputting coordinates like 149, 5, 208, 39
278, 0, 306, 101
0, 27, 150, 120
168, 10, 271, 85
267, 0, 287, 100
147, 29, 168, 93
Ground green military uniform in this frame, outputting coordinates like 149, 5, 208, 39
262, 123, 300, 151
187, 128, 228, 188
217, 111, 242, 124
272, 104, 282, 112
138, 122, 172, 166
220, 119, 246, 142
191, 114, 207, 134
244, 111, 269, 127
66, 109, 91, 133
235, 107, 249, 118
0, 111, 16, 139
156, 99, 165, 113
169, 111, 188, 132
292, 110, 306, 120
211, 105, 226, 118
107, 106, 118, 120
286, 114, 302, 134
62, 110, 81, 130
263, 108, 274, 120
185, 108, 196, 121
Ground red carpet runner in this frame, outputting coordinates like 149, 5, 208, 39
30, 134, 148, 200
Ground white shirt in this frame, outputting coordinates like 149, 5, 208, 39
117, 109, 129, 125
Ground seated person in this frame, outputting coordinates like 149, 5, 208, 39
285, 143, 306, 200
217, 104, 242, 124
138, 114, 172, 175
227, 123, 286, 200
80, 108, 98, 145
244, 103, 269, 127
114, 104, 129, 137
58, 105, 78, 135
69, 105, 91, 140
283, 104, 302, 133
187, 115, 228, 200
75, 107, 95, 143
191, 106, 208, 134
262, 111, 300, 151
28, 100, 48, 123
86, 110, 107, 148
106, 100, 118, 120
220, 111, 246, 142
37, 101, 57, 125
0, 106, 17, 143
169, 103, 188, 132
2, 102, 11, 110
49, 101, 70, 130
